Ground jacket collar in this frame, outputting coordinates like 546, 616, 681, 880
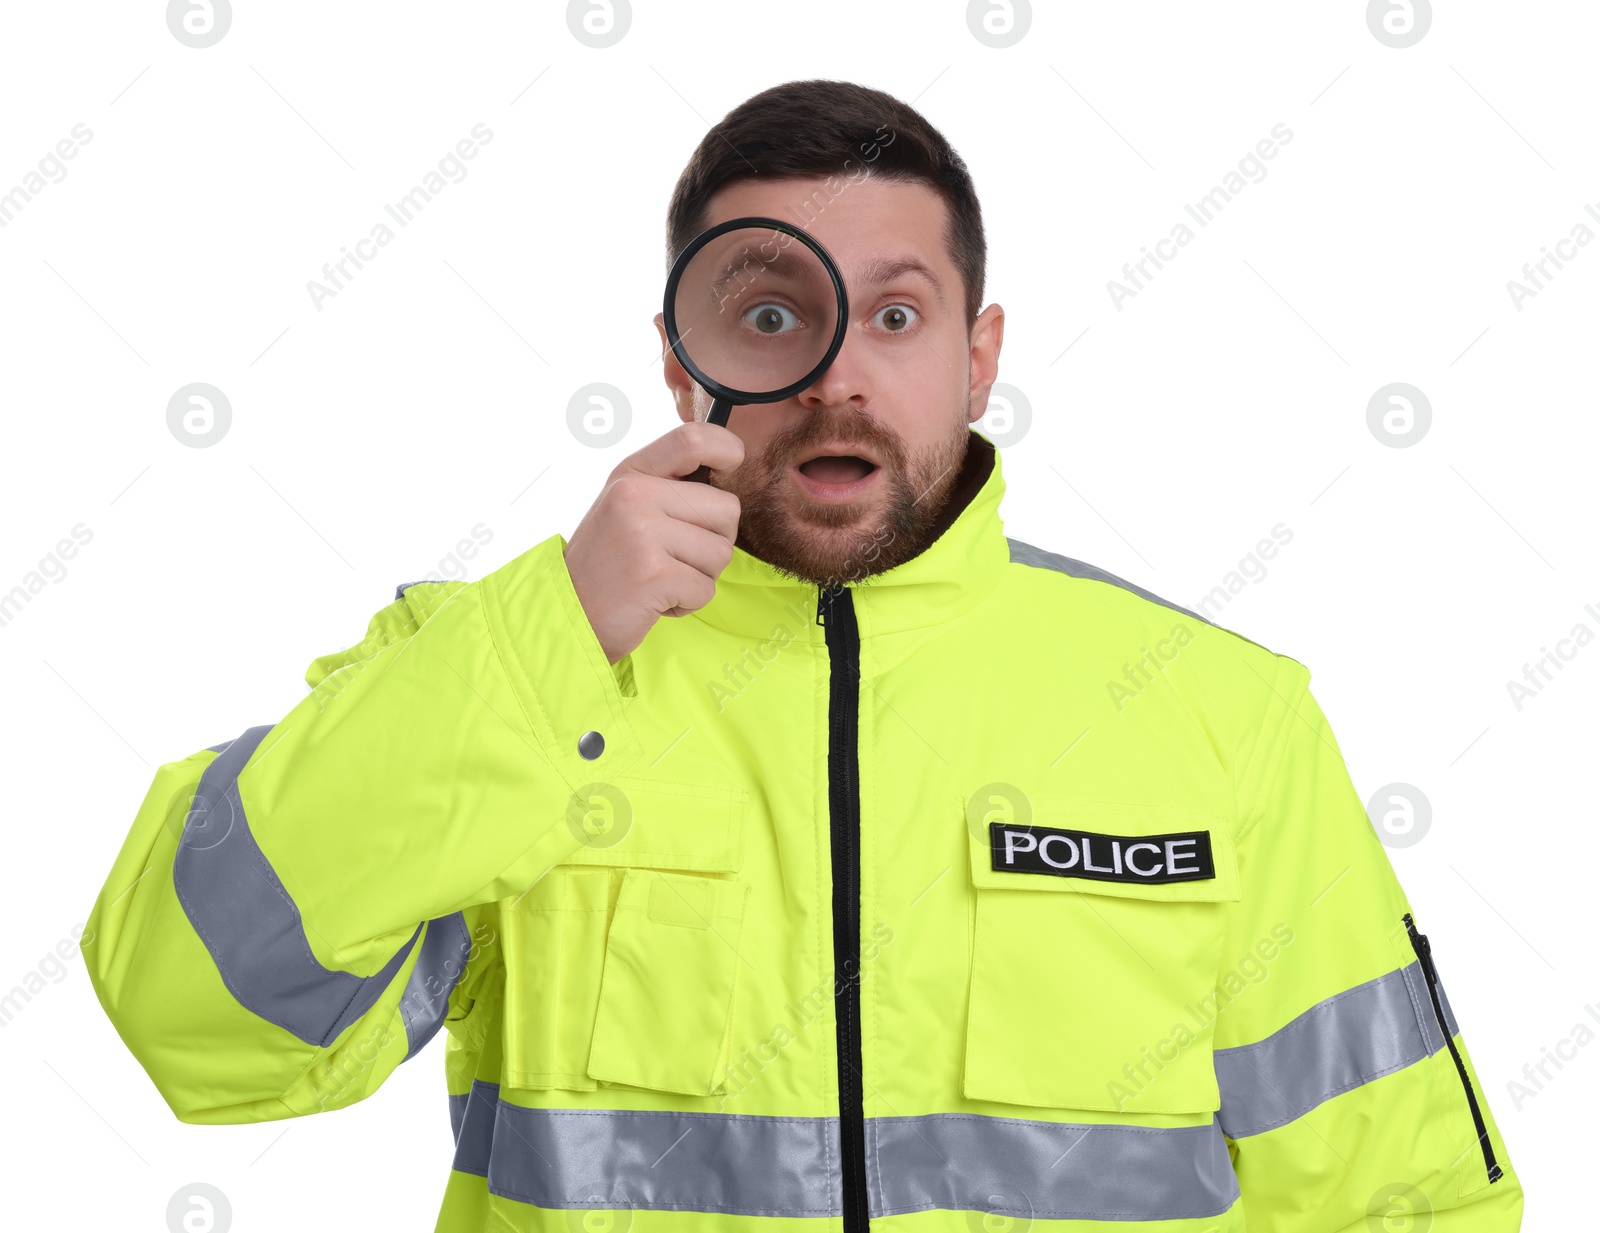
693, 429, 1010, 640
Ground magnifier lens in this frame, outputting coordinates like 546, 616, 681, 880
671, 226, 840, 397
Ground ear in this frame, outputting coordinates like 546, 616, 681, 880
965, 303, 1005, 424
655, 312, 702, 424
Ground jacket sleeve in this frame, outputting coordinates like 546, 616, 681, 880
1213, 654, 1525, 1231
84, 533, 642, 1124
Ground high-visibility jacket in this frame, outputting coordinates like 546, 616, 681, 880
87, 430, 1523, 1231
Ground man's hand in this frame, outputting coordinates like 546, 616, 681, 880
565, 421, 744, 665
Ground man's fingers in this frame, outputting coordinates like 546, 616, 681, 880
655, 557, 719, 617
628, 420, 745, 480
660, 520, 736, 588
643, 473, 741, 542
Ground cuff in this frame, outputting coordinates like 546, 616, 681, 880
478, 532, 643, 790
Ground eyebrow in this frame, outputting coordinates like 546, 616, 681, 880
701, 248, 950, 313
706, 248, 815, 305
851, 256, 947, 310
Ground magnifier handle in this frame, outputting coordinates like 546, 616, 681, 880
683, 397, 732, 484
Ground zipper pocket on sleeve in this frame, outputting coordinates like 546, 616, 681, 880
1402, 912, 1503, 1184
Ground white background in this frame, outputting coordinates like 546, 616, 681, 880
1, 1, 1592, 1228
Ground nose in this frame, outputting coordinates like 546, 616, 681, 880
796, 312, 871, 411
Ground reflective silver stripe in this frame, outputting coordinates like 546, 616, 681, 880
450, 1085, 489, 1165
399, 912, 472, 1061
868, 1113, 1238, 1222
174, 725, 423, 1047
1008, 537, 1212, 626
449, 1091, 470, 1145
452, 1083, 1237, 1221
1215, 960, 1460, 1139
488, 1098, 840, 1215
450, 1080, 835, 1209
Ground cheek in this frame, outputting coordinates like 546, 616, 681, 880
741, 425, 786, 470
885, 339, 968, 417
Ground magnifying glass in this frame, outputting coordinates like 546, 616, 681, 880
663, 216, 849, 482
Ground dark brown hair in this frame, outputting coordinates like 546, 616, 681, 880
665, 79, 986, 327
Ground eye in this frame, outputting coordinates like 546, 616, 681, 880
743, 303, 801, 335
873, 303, 919, 332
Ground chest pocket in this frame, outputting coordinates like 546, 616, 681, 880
961, 797, 1240, 1116
500, 778, 751, 1098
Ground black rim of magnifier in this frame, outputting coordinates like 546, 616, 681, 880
663, 216, 849, 415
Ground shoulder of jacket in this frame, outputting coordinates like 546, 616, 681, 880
1005, 536, 1318, 822
303, 578, 473, 691
394, 577, 470, 605
1003, 534, 1308, 676
390, 577, 475, 631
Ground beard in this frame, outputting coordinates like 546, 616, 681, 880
717, 397, 973, 590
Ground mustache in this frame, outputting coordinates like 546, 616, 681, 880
767, 418, 903, 469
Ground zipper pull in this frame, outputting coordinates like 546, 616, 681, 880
817, 584, 834, 627
1403, 912, 1433, 960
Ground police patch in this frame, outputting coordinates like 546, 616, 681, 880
989, 821, 1216, 884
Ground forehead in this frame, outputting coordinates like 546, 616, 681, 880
700, 176, 953, 284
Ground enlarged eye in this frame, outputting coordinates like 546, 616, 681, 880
874, 304, 919, 332
744, 303, 801, 334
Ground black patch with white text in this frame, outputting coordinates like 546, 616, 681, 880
989, 822, 1216, 884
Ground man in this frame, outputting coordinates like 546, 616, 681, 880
87, 79, 1523, 1231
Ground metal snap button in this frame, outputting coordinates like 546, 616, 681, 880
578, 730, 605, 760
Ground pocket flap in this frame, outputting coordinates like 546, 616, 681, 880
561, 778, 749, 873
586, 868, 751, 1096
963, 794, 1240, 902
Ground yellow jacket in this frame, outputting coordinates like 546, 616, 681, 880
86, 431, 1523, 1230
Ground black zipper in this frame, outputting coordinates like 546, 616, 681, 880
1402, 912, 1503, 1183
819, 583, 869, 1231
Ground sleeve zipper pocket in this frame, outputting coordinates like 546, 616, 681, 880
1402, 912, 1504, 1184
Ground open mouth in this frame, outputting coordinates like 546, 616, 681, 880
796, 455, 878, 484
790, 442, 885, 502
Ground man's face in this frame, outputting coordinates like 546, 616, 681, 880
655, 175, 1004, 589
